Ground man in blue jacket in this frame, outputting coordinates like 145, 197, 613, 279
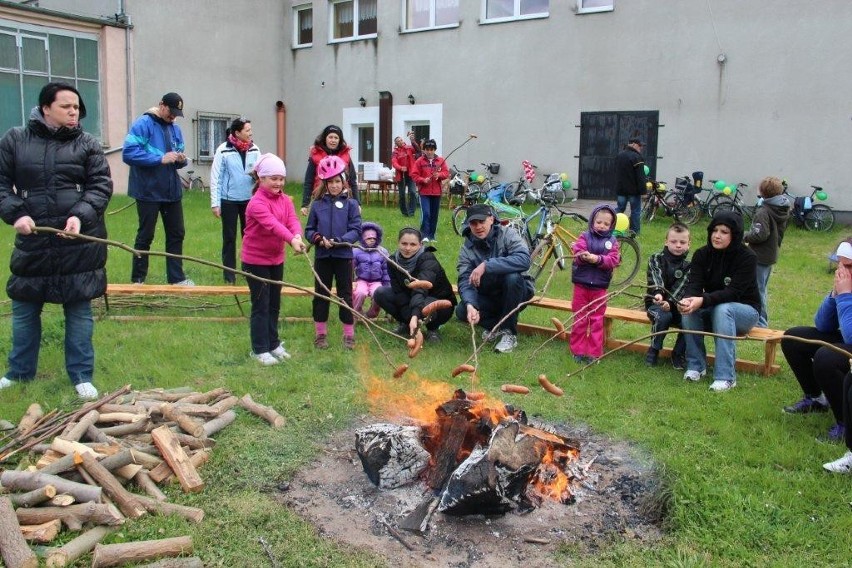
122, 92, 193, 285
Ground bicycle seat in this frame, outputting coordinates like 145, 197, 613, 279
186, 170, 195, 176
811, 185, 823, 191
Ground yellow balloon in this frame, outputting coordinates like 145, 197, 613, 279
560, 172, 568, 181
722, 186, 732, 195
615, 213, 630, 233
646, 181, 654, 190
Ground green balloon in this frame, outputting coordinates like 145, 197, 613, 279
643, 165, 650, 176
714, 180, 727, 190
816, 190, 828, 201
562, 180, 572, 190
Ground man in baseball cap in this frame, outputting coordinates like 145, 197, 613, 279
160, 92, 184, 118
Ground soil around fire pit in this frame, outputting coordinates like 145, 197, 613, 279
276, 417, 666, 567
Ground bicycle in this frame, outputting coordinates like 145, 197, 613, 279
450, 164, 521, 235
466, 162, 503, 198
502, 161, 571, 207
179, 162, 205, 192
782, 181, 835, 232
705, 180, 750, 223
641, 180, 700, 224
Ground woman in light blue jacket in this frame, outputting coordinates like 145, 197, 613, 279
210, 117, 261, 283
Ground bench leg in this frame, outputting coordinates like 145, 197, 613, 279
763, 340, 779, 377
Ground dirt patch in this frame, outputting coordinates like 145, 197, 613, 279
276, 418, 666, 567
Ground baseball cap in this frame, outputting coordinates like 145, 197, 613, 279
465, 204, 493, 222
161, 92, 184, 117
629, 137, 644, 146
423, 139, 437, 149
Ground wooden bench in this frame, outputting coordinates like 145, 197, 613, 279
518, 298, 784, 376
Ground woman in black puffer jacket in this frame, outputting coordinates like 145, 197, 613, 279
0, 82, 112, 399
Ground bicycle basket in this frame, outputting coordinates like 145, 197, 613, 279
449, 178, 466, 196
487, 162, 500, 175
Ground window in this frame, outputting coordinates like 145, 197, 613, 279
482, 0, 548, 21
0, 21, 101, 139
404, 0, 459, 31
330, 0, 377, 41
294, 4, 313, 47
195, 113, 230, 163
577, 0, 614, 14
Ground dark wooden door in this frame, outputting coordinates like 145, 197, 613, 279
577, 111, 659, 200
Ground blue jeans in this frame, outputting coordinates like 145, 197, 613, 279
755, 263, 772, 327
682, 302, 759, 381
419, 195, 441, 240
615, 194, 642, 235
5, 299, 94, 386
397, 175, 418, 216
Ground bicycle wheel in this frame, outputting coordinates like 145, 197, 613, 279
467, 183, 485, 201
528, 237, 555, 281
612, 236, 641, 289
673, 201, 702, 225
190, 176, 204, 192
710, 197, 745, 220
804, 204, 835, 232
641, 194, 657, 223
706, 194, 735, 217
451, 206, 468, 235
501, 182, 522, 205
545, 187, 569, 206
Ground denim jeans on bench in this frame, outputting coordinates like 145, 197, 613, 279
682, 302, 759, 381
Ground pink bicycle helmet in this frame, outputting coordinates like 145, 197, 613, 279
317, 155, 347, 181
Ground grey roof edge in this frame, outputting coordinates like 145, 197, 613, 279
0, 0, 132, 29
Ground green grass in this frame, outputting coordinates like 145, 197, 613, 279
1, 186, 850, 567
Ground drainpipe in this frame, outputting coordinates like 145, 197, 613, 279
276, 101, 286, 160
120, 0, 132, 129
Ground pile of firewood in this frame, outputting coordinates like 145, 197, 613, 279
0, 385, 285, 567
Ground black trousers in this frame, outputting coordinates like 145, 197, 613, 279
843, 372, 852, 449
220, 199, 248, 283
373, 286, 453, 331
131, 200, 187, 283
455, 272, 533, 335
242, 262, 283, 354
312, 257, 354, 324
781, 326, 851, 422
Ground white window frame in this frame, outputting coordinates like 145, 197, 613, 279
293, 4, 313, 48
401, 0, 460, 33
576, 0, 614, 15
195, 112, 232, 164
329, 0, 378, 43
480, 0, 549, 24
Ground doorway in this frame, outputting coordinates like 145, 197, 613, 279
358, 125, 375, 163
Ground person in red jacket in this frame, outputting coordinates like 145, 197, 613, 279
411, 139, 448, 242
391, 132, 420, 217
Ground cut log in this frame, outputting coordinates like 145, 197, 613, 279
355, 424, 430, 489
97, 403, 144, 414
201, 409, 236, 437
97, 412, 147, 423
98, 419, 151, 437
84, 424, 113, 444
426, 412, 470, 490
135, 557, 204, 568
159, 404, 206, 438
17, 403, 44, 435
208, 395, 239, 416
20, 518, 62, 543
91, 535, 193, 568
150, 426, 204, 493
135, 494, 204, 524
76, 452, 147, 519
0, 496, 39, 568
129, 448, 164, 470
15, 502, 124, 531
8, 485, 56, 508
1, 470, 102, 503
63, 410, 100, 442
45, 525, 112, 567
178, 387, 229, 405
133, 470, 167, 502
49, 437, 106, 458
163, 450, 210, 485
170, 431, 216, 450
49, 495, 76, 507
239, 394, 285, 428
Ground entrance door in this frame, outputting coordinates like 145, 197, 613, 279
358, 125, 375, 162
577, 111, 659, 200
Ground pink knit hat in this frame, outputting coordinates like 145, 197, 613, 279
254, 153, 286, 177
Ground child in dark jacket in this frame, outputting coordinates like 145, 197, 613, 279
570, 204, 621, 362
353, 221, 390, 318
305, 156, 362, 349
645, 223, 691, 368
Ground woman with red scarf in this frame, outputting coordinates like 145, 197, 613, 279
210, 117, 261, 284
299, 124, 359, 216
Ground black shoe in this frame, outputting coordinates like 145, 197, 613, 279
425, 330, 441, 342
671, 353, 687, 370
393, 323, 408, 336
645, 347, 659, 367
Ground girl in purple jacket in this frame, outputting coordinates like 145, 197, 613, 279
353, 221, 390, 318
570, 204, 621, 363
241, 154, 306, 366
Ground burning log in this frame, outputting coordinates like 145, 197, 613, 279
44, 525, 112, 567
0, 496, 39, 568
91, 535, 193, 568
20, 518, 62, 543
355, 424, 430, 488
0, 470, 102, 503
15, 502, 123, 531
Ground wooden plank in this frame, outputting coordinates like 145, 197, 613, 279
149, 426, 204, 493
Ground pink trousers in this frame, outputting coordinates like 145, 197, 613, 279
570, 284, 608, 358
353, 280, 383, 315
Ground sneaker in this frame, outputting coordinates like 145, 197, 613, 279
644, 347, 659, 367
783, 397, 829, 414
709, 380, 736, 392
482, 329, 506, 343
826, 423, 846, 443
823, 450, 852, 474
251, 352, 280, 366
314, 334, 329, 350
74, 382, 99, 399
343, 335, 355, 350
494, 333, 518, 354
583, 356, 598, 364
671, 354, 687, 370
421, 237, 430, 243
683, 369, 706, 382
573, 355, 584, 364
270, 344, 292, 361
0, 377, 15, 390
425, 330, 441, 343
173, 279, 195, 287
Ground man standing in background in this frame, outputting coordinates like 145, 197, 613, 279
615, 136, 648, 235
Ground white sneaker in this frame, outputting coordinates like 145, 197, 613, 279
251, 352, 280, 366
482, 329, 506, 343
173, 279, 195, 287
683, 369, 706, 382
0, 377, 16, 390
823, 450, 852, 473
75, 382, 99, 399
270, 344, 292, 361
709, 380, 736, 392
494, 333, 518, 354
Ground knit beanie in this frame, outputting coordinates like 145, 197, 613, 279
254, 153, 286, 177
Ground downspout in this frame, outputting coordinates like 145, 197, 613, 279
120, 0, 132, 128
276, 101, 286, 161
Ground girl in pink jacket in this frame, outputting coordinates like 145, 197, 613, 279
241, 154, 306, 366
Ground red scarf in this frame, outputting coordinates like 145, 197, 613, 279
228, 133, 252, 153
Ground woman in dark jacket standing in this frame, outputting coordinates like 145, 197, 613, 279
299, 124, 359, 215
0, 82, 112, 399
374, 227, 457, 342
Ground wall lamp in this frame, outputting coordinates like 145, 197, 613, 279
408, 93, 415, 105
359, 97, 366, 107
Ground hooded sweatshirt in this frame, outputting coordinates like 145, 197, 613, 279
743, 194, 791, 265
353, 221, 391, 284
571, 204, 621, 289
684, 210, 760, 311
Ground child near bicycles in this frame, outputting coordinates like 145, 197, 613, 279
353, 221, 390, 319
305, 155, 362, 349
645, 223, 691, 368
570, 204, 621, 363
241, 154, 306, 366
744, 176, 791, 328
